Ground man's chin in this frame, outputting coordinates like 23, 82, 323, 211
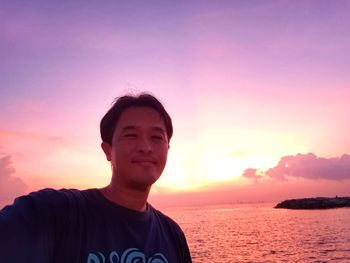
128, 177, 160, 191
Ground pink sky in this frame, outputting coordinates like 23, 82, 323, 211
1, 1, 350, 208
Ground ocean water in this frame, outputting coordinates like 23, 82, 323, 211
162, 203, 350, 263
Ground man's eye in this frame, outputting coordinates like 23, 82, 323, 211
124, 134, 136, 137
152, 135, 163, 140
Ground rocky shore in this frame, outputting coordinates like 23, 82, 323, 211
275, 197, 350, 209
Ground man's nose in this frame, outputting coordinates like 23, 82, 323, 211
137, 136, 152, 153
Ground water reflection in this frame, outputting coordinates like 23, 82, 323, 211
164, 205, 350, 262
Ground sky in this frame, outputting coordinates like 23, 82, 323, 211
1, 0, 350, 208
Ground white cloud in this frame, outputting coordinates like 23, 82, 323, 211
243, 153, 350, 182
0, 155, 27, 209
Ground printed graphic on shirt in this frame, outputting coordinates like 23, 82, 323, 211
87, 248, 168, 263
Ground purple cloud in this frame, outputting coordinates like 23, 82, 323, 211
243, 153, 350, 182
0, 155, 27, 209
242, 168, 263, 183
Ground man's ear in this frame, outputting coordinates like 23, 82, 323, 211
101, 142, 112, 161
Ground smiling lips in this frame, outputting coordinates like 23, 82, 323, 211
131, 158, 157, 165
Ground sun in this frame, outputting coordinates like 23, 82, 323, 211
200, 154, 243, 182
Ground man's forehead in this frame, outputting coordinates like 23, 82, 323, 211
121, 125, 166, 133
118, 107, 164, 122
113, 106, 167, 134
120, 107, 162, 119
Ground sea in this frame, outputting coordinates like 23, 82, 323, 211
162, 203, 350, 263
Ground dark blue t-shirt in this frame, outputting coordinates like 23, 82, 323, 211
0, 188, 192, 263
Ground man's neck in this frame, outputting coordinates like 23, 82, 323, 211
99, 183, 151, 212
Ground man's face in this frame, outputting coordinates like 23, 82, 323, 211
102, 106, 169, 190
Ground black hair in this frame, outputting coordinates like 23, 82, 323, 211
100, 93, 173, 144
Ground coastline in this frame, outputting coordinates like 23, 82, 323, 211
275, 197, 350, 209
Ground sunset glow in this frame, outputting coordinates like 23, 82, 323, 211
1, 1, 350, 207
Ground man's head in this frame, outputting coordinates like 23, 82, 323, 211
100, 93, 173, 190
100, 93, 173, 145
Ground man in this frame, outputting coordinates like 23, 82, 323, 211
0, 93, 192, 262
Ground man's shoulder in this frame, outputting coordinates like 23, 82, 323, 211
28, 187, 81, 198
148, 205, 191, 259
18, 188, 84, 206
2, 188, 98, 215
148, 205, 184, 233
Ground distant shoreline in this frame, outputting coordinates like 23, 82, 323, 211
275, 197, 350, 209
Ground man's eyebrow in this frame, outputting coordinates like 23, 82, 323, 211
120, 126, 165, 133
121, 126, 137, 132
152, 127, 166, 134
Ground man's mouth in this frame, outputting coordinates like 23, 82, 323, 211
131, 159, 156, 165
